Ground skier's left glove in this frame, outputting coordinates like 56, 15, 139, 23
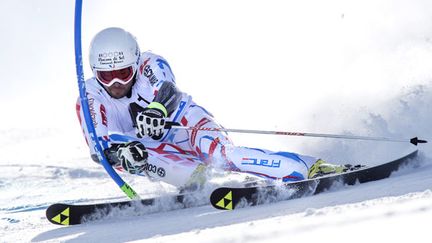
116, 141, 148, 174
136, 102, 167, 140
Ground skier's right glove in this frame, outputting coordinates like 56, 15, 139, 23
136, 102, 167, 140
116, 141, 148, 174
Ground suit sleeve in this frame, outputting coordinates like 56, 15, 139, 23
145, 55, 182, 116
76, 94, 112, 162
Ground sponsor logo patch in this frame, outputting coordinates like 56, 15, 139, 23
100, 104, 107, 126
241, 158, 281, 168
98, 51, 125, 66
143, 163, 166, 177
143, 65, 159, 85
88, 98, 98, 127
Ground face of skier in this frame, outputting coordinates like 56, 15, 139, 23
104, 79, 134, 99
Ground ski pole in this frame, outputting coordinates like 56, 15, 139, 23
74, 0, 139, 199
165, 122, 427, 146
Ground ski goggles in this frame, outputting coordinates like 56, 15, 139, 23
96, 66, 135, 87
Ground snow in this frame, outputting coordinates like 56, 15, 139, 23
1, 0, 432, 242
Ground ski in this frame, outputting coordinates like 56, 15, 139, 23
46, 194, 187, 226
210, 150, 419, 210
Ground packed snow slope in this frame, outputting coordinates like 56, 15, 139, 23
1, 0, 432, 242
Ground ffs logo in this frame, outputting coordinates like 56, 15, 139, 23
241, 158, 281, 168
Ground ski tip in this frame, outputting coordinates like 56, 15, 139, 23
46, 203, 72, 226
410, 137, 428, 146
210, 188, 235, 210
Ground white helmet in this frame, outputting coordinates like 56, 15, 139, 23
89, 27, 140, 86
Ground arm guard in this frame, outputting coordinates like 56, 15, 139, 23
153, 81, 182, 117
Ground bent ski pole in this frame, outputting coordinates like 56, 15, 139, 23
165, 122, 427, 146
74, 0, 139, 199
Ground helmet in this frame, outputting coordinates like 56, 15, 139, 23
89, 27, 140, 86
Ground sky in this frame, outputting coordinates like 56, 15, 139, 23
1, 0, 432, 155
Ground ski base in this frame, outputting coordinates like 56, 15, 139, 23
210, 150, 418, 210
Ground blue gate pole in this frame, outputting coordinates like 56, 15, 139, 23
74, 0, 139, 199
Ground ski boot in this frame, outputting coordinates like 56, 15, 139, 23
308, 159, 349, 179
180, 164, 208, 192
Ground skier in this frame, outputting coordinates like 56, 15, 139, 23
76, 27, 346, 189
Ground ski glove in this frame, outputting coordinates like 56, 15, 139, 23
136, 102, 167, 140
116, 141, 148, 174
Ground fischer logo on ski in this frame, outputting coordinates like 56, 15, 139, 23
215, 191, 233, 210
50, 207, 70, 225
